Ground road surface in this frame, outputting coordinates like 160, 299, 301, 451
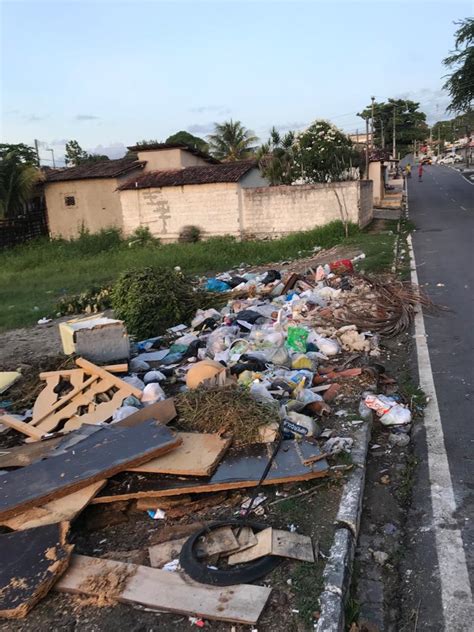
401, 163, 474, 630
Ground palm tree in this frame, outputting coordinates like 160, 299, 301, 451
257, 127, 295, 185
207, 120, 258, 161
0, 150, 39, 218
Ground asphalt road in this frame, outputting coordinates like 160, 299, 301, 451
400, 164, 474, 630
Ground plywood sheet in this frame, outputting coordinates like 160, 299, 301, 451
56, 554, 271, 624
0, 522, 73, 618
129, 433, 231, 476
0, 422, 181, 522
0, 481, 105, 531
92, 440, 328, 503
0, 437, 63, 469
228, 527, 314, 565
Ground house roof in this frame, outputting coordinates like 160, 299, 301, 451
118, 161, 257, 190
126, 142, 219, 165
45, 155, 145, 182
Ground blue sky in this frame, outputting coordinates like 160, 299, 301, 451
1, 0, 470, 166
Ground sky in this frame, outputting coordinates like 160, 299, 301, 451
1, 0, 470, 166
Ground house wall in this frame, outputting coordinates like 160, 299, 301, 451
119, 179, 373, 242
120, 182, 242, 242
239, 169, 270, 188
136, 148, 209, 171
45, 178, 124, 238
368, 161, 384, 206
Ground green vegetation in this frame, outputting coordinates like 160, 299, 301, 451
0, 221, 395, 331
65, 140, 109, 166
0, 145, 40, 218
166, 130, 209, 154
207, 119, 258, 161
443, 18, 474, 114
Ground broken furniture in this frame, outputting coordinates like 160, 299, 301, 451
59, 314, 130, 362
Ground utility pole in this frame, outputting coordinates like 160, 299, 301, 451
34, 139, 41, 166
437, 125, 441, 157
365, 117, 370, 180
381, 119, 385, 149
392, 106, 396, 159
47, 148, 56, 168
371, 96, 375, 148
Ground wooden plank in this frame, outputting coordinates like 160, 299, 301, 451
0, 436, 63, 469
0, 522, 73, 619
32, 376, 59, 421
0, 422, 181, 522
228, 527, 314, 565
30, 374, 99, 427
0, 414, 44, 439
75, 358, 142, 397
0, 481, 106, 530
39, 364, 128, 380
148, 537, 188, 568
114, 398, 177, 427
195, 526, 239, 558
56, 554, 271, 624
91, 440, 328, 504
129, 433, 231, 477
0, 371, 21, 395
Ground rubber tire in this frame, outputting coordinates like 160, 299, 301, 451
179, 519, 281, 586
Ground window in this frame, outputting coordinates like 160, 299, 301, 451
64, 195, 76, 207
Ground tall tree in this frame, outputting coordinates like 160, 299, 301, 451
0, 143, 38, 166
207, 120, 258, 161
65, 140, 109, 166
0, 149, 39, 218
358, 99, 428, 157
293, 120, 359, 183
166, 131, 209, 153
443, 18, 474, 113
257, 127, 295, 185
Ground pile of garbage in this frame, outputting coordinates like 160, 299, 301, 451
0, 253, 418, 625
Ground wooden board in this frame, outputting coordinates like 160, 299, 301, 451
0, 422, 181, 522
195, 526, 240, 558
129, 433, 231, 477
115, 398, 177, 427
0, 415, 44, 439
228, 527, 314, 565
91, 440, 328, 504
56, 554, 271, 624
0, 522, 73, 618
75, 358, 142, 396
148, 537, 188, 568
0, 437, 64, 469
0, 371, 20, 395
0, 481, 106, 530
39, 364, 128, 379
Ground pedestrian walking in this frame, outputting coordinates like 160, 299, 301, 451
418, 163, 423, 182
406, 163, 412, 178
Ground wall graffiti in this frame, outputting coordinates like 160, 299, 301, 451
142, 191, 171, 233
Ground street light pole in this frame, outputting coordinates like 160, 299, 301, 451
47, 148, 56, 168
392, 106, 396, 159
365, 117, 370, 180
371, 96, 375, 148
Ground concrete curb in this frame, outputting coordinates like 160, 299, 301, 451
316, 422, 371, 632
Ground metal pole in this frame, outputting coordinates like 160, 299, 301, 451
437, 125, 441, 157
371, 96, 375, 148
381, 119, 385, 148
34, 139, 41, 166
392, 107, 396, 159
365, 118, 369, 180
48, 148, 56, 168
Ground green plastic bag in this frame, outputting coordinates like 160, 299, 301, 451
286, 326, 309, 353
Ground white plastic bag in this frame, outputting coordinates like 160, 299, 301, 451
122, 375, 145, 391
143, 370, 167, 384
112, 405, 139, 422
141, 382, 166, 405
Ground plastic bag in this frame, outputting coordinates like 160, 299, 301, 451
249, 382, 274, 404
263, 345, 291, 367
206, 278, 231, 292
380, 405, 412, 426
141, 382, 166, 405
143, 370, 167, 384
122, 375, 145, 390
112, 405, 139, 422
286, 326, 309, 353
314, 335, 340, 357
206, 325, 240, 357
283, 412, 318, 438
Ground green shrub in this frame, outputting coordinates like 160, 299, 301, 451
129, 226, 159, 246
111, 266, 206, 339
179, 225, 202, 243
56, 286, 112, 316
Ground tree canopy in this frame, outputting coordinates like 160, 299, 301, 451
293, 120, 359, 183
166, 130, 209, 153
0, 143, 38, 166
443, 18, 474, 113
0, 149, 39, 218
65, 140, 110, 166
358, 99, 428, 157
207, 120, 258, 161
257, 127, 295, 185
432, 110, 474, 146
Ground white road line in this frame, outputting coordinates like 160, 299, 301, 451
407, 233, 474, 629
461, 206, 467, 211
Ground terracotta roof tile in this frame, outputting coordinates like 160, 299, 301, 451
45, 156, 145, 182
118, 161, 257, 190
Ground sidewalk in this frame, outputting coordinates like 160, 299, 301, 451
373, 176, 404, 220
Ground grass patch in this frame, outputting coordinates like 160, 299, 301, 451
0, 219, 397, 331
291, 560, 325, 623
396, 454, 418, 505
